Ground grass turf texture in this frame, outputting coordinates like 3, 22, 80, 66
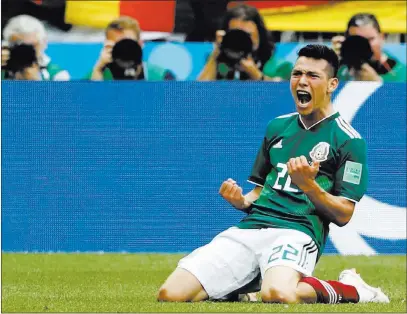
2, 254, 406, 312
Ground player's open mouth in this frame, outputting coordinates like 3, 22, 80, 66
296, 91, 312, 106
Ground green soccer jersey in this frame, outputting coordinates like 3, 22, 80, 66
237, 111, 368, 255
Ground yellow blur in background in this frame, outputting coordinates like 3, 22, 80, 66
260, 1, 406, 33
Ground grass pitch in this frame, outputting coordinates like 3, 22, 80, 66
2, 253, 406, 312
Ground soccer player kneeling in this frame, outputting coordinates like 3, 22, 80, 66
157, 44, 389, 304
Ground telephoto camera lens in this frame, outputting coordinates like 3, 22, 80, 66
112, 39, 142, 68
340, 35, 374, 70
7, 43, 38, 74
218, 29, 253, 68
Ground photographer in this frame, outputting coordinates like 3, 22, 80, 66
2, 15, 70, 80
198, 4, 292, 81
4, 43, 41, 80
88, 16, 174, 81
332, 13, 406, 82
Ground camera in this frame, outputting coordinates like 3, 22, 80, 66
106, 38, 143, 80
2, 43, 39, 79
340, 35, 379, 71
217, 29, 253, 69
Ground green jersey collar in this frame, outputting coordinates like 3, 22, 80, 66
298, 111, 340, 130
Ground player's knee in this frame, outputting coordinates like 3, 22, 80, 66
157, 286, 190, 302
261, 285, 299, 304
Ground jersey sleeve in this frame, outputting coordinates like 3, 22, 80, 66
248, 121, 276, 186
333, 138, 368, 202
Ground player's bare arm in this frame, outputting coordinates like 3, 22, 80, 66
219, 179, 262, 213
287, 156, 355, 227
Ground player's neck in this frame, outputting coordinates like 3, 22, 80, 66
300, 104, 335, 129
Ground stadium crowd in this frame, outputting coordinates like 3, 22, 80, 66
1, 1, 405, 82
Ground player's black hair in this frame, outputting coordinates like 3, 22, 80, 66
297, 44, 339, 78
346, 13, 381, 36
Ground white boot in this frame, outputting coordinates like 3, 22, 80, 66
339, 268, 389, 303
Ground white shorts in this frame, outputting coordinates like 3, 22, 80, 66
178, 227, 318, 299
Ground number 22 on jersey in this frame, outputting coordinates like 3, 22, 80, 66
272, 163, 299, 192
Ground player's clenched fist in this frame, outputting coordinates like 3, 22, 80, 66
219, 178, 250, 210
287, 156, 320, 191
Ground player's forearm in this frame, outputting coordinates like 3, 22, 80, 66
302, 181, 354, 227
244, 186, 262, 204
235, 186, 262, 213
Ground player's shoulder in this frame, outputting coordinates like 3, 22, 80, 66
265, 112, 298, 137
332, 115, 365, 146
268, 112, 298, 128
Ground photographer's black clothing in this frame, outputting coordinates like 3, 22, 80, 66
175, 0, 229, 42
375, 58, 396, 75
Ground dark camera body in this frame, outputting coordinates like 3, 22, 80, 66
2, 43, 38, 78
340, 35, 379, 71
217, 29, 253, 68
106, 38, 144, 80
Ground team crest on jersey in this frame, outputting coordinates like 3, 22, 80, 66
309, 142, 330, 162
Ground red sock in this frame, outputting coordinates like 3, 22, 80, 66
300, 277, 359, 304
